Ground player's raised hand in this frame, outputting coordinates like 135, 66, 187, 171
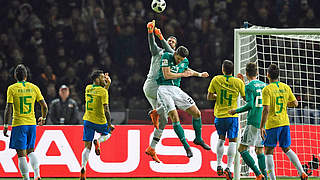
228, 109, 236, 115
199, 72, 209, 78
154, 27, 163, 40
104, 73, 111, 84
3, 126, 9, 137
147, 20, 155, 33
260, 127, 266, 141
38, 117, 46, 126
237, 73, 245, 82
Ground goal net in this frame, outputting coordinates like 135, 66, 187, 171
233, 26, 320, 179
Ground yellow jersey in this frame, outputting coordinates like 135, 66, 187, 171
7, 81, 44, 127
262, 81, 296, 129
208, 75, 245, 118
83, 84, 109, 124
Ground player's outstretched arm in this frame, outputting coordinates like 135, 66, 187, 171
38, 100, 48, 126
186, 68, 209, 78
230, 88, 253, 115
155, 28, 174, 53
147, 20, 161, 56
3, 103, 13, 137
162, 67, 192, 80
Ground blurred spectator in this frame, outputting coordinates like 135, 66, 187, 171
38, 65, 56, 90
48, 84, 80, 125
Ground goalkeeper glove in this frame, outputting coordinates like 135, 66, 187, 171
147, 20, 155, 34
154, 27, 163, 40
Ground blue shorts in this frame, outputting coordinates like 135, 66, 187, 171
215, 117, 238, 139
9, 125, 37, 150
83, 120, 111, 142
264, 125, 291, 148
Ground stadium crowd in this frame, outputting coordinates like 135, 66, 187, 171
0, 0, 320, 115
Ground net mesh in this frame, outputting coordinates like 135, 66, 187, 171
237, 26, 320, 178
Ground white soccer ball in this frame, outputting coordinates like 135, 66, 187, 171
151, 0, 166, 13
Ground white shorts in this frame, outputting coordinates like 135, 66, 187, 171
157, 85, 195, 115
143, 79, 159, 109
240, 125, 263, 148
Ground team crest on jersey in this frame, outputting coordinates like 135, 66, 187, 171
180, 63, 185, 68
162, 59, 168, 66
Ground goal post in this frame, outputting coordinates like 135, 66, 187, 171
233, 26, 320, 179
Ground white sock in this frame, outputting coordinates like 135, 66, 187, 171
285, 149, 304, 175
81, 148, 90, 168
216, 139, 225, 166
227, 142, 237, 169
18, 157, 30, 180
98, 134, 111, 143
28, 152, 40, 178
266, 154, 276, 180
151, 129, 163, 149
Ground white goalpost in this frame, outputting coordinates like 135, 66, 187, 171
233, 26, 320, 179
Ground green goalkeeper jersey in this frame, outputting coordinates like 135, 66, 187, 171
156, 52, 189, 87
236, 79, 266, 128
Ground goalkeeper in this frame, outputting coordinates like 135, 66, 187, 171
229, 62, 267, 180
143, 20, 177, 163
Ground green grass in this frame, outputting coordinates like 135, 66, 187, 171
1, 178, 320, 180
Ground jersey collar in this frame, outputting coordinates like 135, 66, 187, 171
223, 75, 233, 82
271, 81, 280, 87
18, 81, 26, 87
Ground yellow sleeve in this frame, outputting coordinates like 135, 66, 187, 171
287, 86, 296, 102
35, 86, 44, 102
101, 88, 109, 105
208, 77, 216, 93
262, 87, 270, 106
7, 87, 13, 103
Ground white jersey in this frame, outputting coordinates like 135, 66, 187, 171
144, 49, 164, 109
146, 49, 164, 80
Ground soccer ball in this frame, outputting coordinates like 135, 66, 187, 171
151, 0, 166, 13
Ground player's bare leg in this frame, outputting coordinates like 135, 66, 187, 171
186, 105, 211, 150
17, 150, 30, 180
80, 141, 92, 180
169, 110, 192, 158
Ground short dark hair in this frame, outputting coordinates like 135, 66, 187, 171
246, 62, 257, 77
176, 46, 189, 57
90, 69, 103, 82
222, 60, 233, 75
14, 64, 28, 81
268, 64, 279, 80
168, 36, 177, 44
